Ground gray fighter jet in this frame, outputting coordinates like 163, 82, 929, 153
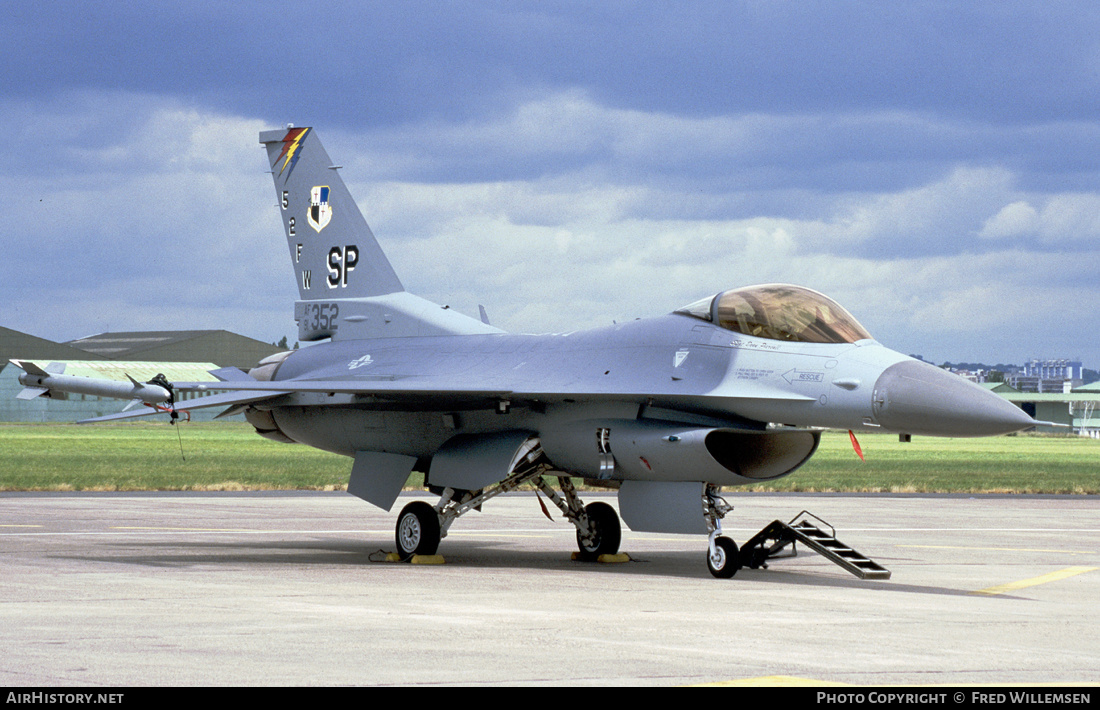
13, 126, 1039, 577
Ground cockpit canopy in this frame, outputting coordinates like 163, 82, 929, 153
676, 284, 873, 344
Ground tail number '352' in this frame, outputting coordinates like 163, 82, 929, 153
305, 302, 339, 332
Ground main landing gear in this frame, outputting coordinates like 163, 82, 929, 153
392, 443, 622, 563
538, 478, 621, 561
394, 501, 441, 559
393, 475, 623, 563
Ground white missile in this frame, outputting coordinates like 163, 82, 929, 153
11, 360, 172, 406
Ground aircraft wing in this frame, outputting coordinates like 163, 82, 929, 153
163, 375, 813, 406
74, 374, 805, 426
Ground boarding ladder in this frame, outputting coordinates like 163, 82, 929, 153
740, 511, 891, 580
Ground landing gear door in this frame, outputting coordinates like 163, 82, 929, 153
618, 480, 709, 534
348, 451, 419, 511
428, 430, 539, 492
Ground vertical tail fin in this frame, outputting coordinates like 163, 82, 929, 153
260, 126, 403, 301
259, 126, 501, 341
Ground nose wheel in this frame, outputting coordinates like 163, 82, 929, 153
706, 536, 739, 578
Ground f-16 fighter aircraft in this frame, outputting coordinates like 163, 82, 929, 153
13, 126, 1039, 578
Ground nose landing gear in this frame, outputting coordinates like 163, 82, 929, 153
705, 485, 741, 578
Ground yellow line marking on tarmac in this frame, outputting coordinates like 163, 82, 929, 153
971, 566, 1097, 596
900, 544, 1095, 555
0, 524, 42, 528
695, 675, 850, 687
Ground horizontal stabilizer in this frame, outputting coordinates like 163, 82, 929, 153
208, 366, 254, 382
214, 405, 248, 420
78, 388, 290, 424
77, 409, 170, 424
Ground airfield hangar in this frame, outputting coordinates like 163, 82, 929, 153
0, 328, 284, 422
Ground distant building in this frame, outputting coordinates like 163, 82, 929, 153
997, 390, 1100, 437
1006, 359, 1085, 393
65, 330, 282, 371
0, 326, 109, 365
1007, 378, 1079, 393
1, 326, 285, 422
1024, 358, 1083, 380
946, 366, 1018, 385
948, 367, 991, 384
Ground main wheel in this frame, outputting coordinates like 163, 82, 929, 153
395, 501, 441, 561
707, 536, 740, 579
576, 501, 621, 561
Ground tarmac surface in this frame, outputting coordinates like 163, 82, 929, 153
1, 490, 1097, 687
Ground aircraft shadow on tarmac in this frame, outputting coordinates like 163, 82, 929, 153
58, 537, 983, 596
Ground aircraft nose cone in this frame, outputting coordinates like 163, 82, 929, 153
872, 360, 1036, 437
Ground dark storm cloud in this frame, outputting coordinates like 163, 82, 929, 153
2, 1, 1098, 364
10, 2, 1100, 125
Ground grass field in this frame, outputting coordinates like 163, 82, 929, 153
0, 422, 1097, 494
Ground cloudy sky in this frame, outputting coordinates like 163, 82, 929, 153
3, 1, 1098, 367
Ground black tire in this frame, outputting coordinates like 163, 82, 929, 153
707, 536, 740, 579
575, 501, 621, 560
395, 501, 441, 561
